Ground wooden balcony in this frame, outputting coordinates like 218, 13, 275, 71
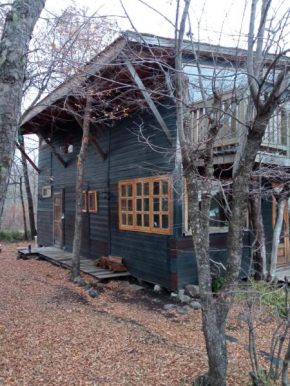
191, 98, 290, 166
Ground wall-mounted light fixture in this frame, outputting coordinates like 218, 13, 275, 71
102, 189, 110, 200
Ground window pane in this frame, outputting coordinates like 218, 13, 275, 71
162, 198, 168, 212
122, 214, 126, 225
143, 182, 149, 196
136, 183, 142, 196
121, 199, 127, 211
128, 214, 133, 226
89, 194, 95, 210
137, 214, 142, 226
144, 214, 149, 227
127, 199, 133, 211
153, 198, 160, 212
153, 181, 160, 195
127, 185, 133, 197
162, 180, 168, 195
162, 215, 169, 229
143, 198, 149, 211
153, 214, 160, 228
136, 199, 142, 211
121, 185, 126, 197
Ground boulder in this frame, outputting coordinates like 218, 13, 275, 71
89, 290, 98, 298
179, 294, 191, 303
129, 284, 144, 292
153, 284, 162, 293
185, 285, 200, 297
176, 306, 188, 315
164, 304, 174, 310
189, 301, 202, 310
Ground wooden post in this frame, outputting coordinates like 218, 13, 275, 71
37, 127, 67, 167
15, 141, 41, 173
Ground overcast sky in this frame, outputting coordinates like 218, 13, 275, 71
44, 0, 253, 49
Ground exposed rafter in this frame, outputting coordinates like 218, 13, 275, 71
124, 60, 173, 145
66, 102, 106, 161
15, 141, 41, 173
36, 127, 67, 168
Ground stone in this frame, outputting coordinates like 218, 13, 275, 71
154, 284, 162, 293
78, 279, 86, 287
189, 301, 202, 310
164, 304, 174, 310
238, 313, 248, 322
89, 290, 98, 298
119, 280, 130, 288
225, 334, 238, 343
129, 284, 144, 292
185, 284, 200, 297
73, 277, 81, 284
179, 294, 191, 303
176, 306, 188, 315
171, 292, 179, 300
84, 284, 91, 291
184, 305, 194, 313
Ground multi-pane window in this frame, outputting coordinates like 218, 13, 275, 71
119, 176, 172, 235
42, 186, 52, 198
88, 191, 98, 213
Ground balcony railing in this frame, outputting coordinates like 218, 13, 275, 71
191, 98, 290, 157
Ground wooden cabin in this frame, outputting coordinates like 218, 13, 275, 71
21, 32, 290, 290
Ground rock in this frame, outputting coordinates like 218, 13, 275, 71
73, 277, 81, 284
119, 280, 130, 288
184, 305, 194, 313
176, 306, 188, 315
129, 284, 144, 292
225, 334, 238, 343
179, 294, 191, 303
154, 284, 162, 293
171, 292, 179, 300
189, 301, 202, 310
78, 279, 86, 287
164, 304, 174, 310
238, 313, 248, 322
88, 290, 98, 298
84, 284, 91, 291
185, 284, 200, 297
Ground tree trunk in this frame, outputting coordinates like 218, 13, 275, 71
71, 95, 92, 280
270, 198, 286, 280
249, 194, 267, 280
19, 177, 28, 240
20, 138, 37, 238
0, 0, 46, 229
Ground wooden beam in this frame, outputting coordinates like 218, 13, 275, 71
36, 127, 67, 168
66, 102, 106, 161
15, 141, 41, 173
124, 60, 173, 145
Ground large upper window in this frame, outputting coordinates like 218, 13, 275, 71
119, 176, 172, 235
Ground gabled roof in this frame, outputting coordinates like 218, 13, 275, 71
21, 31, 290, 129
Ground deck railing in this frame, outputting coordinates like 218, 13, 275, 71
191, 97, 290, 156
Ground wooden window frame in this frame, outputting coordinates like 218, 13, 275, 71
88, 191, 98, 213
118, 175, 172, 235
42, 185, 52, 198
82, 191, 87, 212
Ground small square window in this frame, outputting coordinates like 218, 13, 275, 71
42, 186, 52, 198
88, 191, 98, 213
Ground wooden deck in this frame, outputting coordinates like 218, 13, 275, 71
18, 247, 131, 280
276, 265, 290, 282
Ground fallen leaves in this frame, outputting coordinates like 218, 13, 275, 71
0, 243, 282, 385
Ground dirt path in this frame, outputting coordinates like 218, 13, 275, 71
0, 243, 274, 385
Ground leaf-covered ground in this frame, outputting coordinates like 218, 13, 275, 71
0, 243, 279, 385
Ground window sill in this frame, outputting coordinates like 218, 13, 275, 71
184, 227, 229, 236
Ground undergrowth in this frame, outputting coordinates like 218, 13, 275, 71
237, 278, 286, 318
0, 229, 31, 243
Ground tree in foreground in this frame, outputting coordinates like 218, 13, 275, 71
0, 0, 46, 228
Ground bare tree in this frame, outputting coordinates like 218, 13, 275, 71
71, 93, 92, 280
0, 0, 46, 229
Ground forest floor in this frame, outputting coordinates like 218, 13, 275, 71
0, 243, 282, 386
